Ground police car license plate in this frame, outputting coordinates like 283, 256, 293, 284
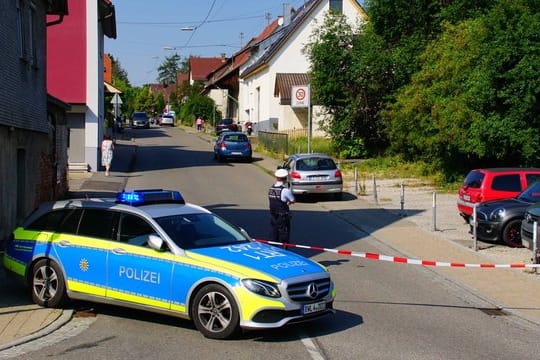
302, 300, 326, 314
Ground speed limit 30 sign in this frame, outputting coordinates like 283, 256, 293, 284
291, 85, 310, 108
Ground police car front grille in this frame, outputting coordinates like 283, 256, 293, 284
286, 278, 330, 302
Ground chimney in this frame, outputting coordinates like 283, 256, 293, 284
283, 3, 293, 26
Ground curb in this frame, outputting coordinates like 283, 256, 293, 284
0, 309, 73, 352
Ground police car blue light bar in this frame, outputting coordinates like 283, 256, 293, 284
116, 189, 185, 206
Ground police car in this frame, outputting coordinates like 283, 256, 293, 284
3, 190, 335, 339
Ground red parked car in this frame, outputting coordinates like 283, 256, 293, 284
457, 168, 540, 221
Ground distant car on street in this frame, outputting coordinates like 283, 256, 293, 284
278, 153, 343, 200
213, 131, 252, 162
160, 114, 175, 126
215, 119, 238, 134
131, 112, 150, 129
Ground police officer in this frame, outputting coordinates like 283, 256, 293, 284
269, 168, 296, 246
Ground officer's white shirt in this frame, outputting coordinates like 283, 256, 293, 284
274, 181, 295, 203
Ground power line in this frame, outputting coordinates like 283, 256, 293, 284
184, 0, 218, 49
118, 14, 265, 26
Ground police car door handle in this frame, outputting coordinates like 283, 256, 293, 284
58, 240, 71, 247
112, 248, 127, 255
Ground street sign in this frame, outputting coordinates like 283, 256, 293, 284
291, 85, 310, 108
110, 93, 123, 105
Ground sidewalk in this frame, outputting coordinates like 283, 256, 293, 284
2, 126, 539, 352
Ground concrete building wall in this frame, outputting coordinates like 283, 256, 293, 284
0, 0, 52, 244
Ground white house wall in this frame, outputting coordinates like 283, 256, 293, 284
239, 0, 364, 134
84, 0, 105, 172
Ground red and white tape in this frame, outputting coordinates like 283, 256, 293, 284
256, 239, 540, 269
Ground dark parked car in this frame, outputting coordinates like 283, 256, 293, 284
471, 181, 540, 247
213, 131, 252, 162
521, 203, 540, 251
278, 153, 343, 200
215, 118, 238, 134
131, 112, 150, 129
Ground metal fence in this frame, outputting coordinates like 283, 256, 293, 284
257, 129, 309, 155
258, 131, 289, 155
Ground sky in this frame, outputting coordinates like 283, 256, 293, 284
105, 0, 310, 87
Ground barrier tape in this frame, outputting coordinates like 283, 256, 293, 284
256, 239, 540, 269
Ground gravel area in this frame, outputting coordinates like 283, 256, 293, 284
344, 176, 535, 266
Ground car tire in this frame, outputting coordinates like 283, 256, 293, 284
191, 283, 240, 339
31, 258, 67, 308
502, 219, 524, 248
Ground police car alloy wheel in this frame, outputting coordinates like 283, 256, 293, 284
191, 283, 240, 339
31, 259, 67, 308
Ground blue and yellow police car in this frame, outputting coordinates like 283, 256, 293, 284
3, 190, 335, 339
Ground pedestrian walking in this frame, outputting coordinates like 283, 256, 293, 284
196, 116, 203, 132
268, 168, 295, 246
101, 134, 114, 176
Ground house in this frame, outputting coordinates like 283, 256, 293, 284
205, 19, 282, 123
47, 0, 116, 173
238, 0, 365, 134
189, 56, 227, 122
148, 72, 189, 110
0, 0, 69, 245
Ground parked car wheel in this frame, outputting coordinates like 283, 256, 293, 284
191, 283, 240, 339
502, 219, 523, 247
31, 259, 67, 308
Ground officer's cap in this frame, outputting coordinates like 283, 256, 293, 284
275, 169, 288, 178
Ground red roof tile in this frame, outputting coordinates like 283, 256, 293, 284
190, 57, 226, 81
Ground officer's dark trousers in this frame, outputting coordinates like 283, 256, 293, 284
271, 212, 290, 244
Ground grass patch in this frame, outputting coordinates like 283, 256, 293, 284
257, 136, 462, 192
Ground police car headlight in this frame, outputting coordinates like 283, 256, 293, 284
242, 279, 281, 298
490, 208, 505, 221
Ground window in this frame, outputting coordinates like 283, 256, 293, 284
27, 209, 74, 232
491, 175, 521, 192
29, 2, 37, 67
57, 209, 83, 235
330, 0, 343, 13
526, 174, 540, 187
117, 214, 155, 246
16, 0, 26, 59
77, 209, 117, 240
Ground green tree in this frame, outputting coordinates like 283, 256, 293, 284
384, 0, 540, 174
110, 55, 130, 86
133, 86, 155, 114
157, 54, 181, 84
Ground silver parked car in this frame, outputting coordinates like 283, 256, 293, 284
279, 153, 343, 200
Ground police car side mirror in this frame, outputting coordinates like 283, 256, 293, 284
147, 234, 165, 251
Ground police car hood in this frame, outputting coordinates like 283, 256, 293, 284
186, 241, 327, 280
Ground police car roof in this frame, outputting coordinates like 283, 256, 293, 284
23, 196, 209, 228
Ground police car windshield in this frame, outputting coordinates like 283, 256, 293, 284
155, 213, 249, 249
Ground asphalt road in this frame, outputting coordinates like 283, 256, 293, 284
10, 126, 540, 360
